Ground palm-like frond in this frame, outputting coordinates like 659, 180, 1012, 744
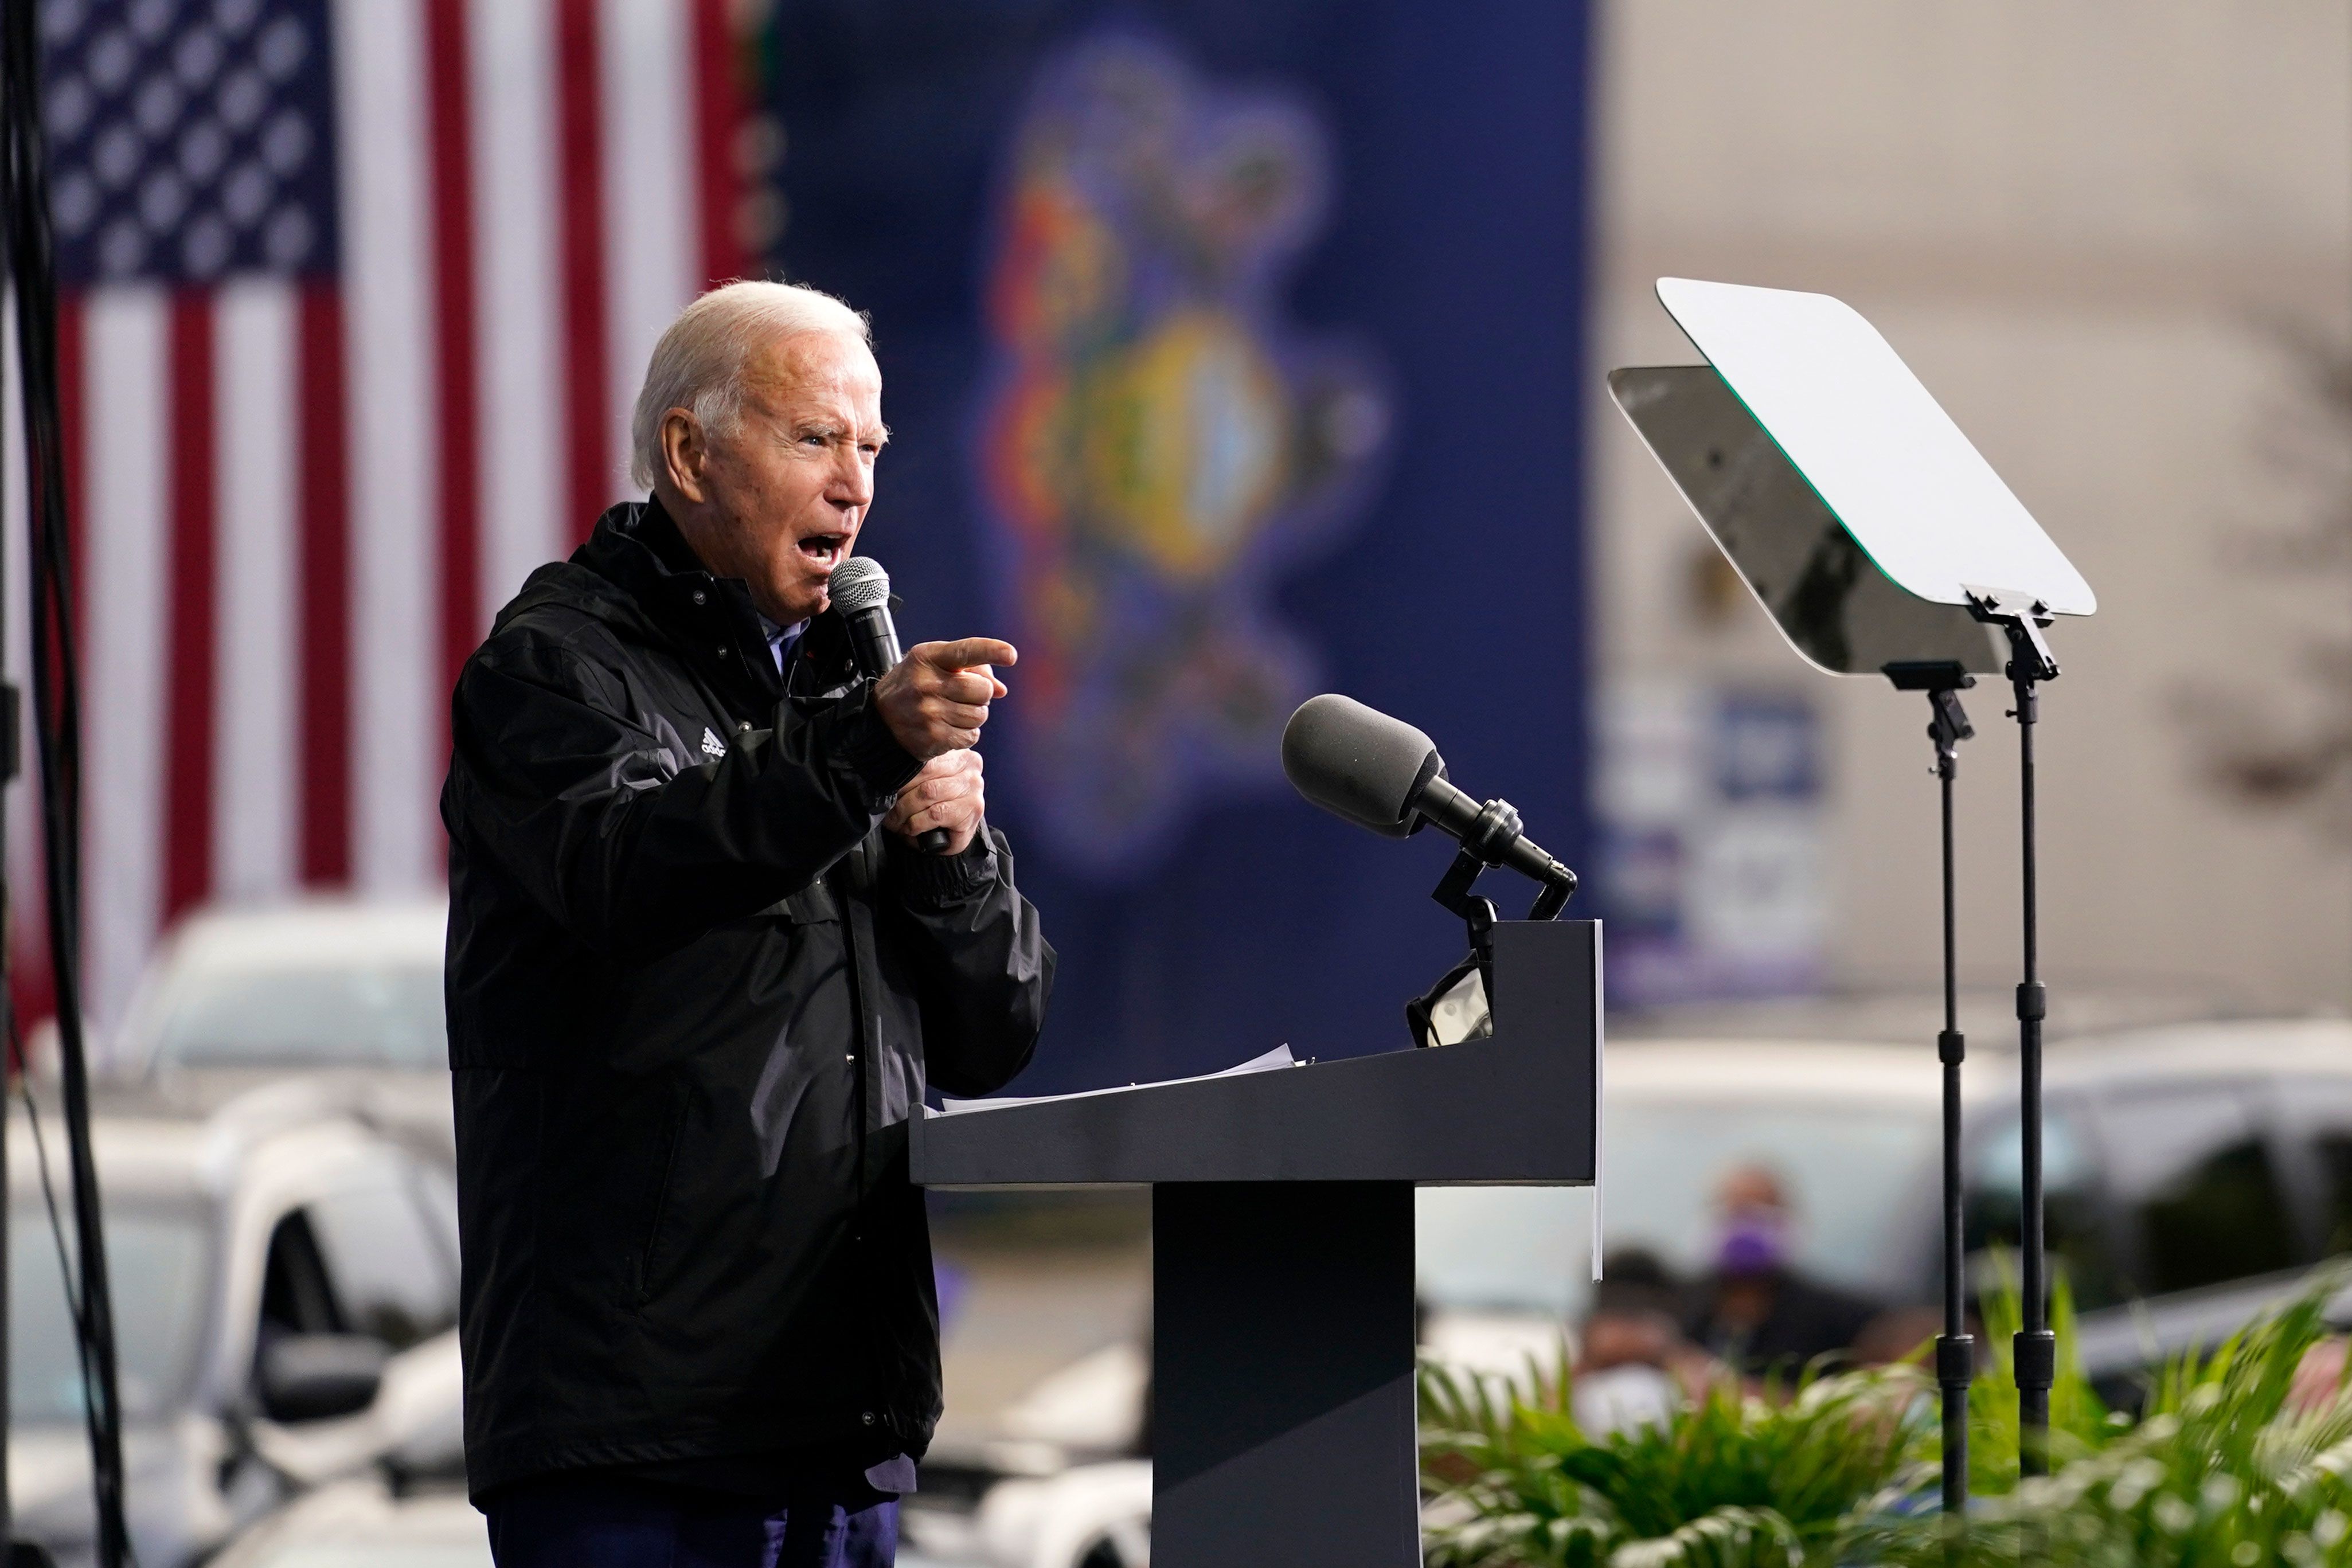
1426, 1269, 2352, 1568
1855, 1269, 2352, 1566
1420, 1348, 1931, 1567
1966, 1258, 2116, 1490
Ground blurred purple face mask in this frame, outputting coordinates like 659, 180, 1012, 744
1715, 1211, 1790, 1277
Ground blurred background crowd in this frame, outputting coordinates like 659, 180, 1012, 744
0, 2, 2345, 1566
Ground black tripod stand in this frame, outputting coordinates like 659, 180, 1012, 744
1967, 589, 2063, 1476
1886, 661, 1977, 1514
2, 0, 130, 1559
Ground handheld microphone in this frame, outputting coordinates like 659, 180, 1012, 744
1280, 693, 1577, 900
827, 556, 953, 855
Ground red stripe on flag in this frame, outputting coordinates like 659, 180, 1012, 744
163, 292, 217, 923
691, 0, 750, 288
296, 284, 351, 885
424, 0, 482, 737
556, 0, 612, 546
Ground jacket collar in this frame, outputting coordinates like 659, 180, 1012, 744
576, 499, 858, 705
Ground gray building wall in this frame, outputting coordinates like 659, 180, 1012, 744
1591, 2, 2352, 1015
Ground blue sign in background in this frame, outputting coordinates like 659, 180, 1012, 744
768, 1, 1594, 1092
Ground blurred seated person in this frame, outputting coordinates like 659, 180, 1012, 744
1683, 1163, 1878, 1378
1573, 1250, 1707, 1434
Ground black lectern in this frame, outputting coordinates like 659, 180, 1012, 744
912, 920, 1603, 1567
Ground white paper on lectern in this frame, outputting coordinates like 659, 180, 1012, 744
932, 1043, 1299, 1117
1656, 278, 2095, 617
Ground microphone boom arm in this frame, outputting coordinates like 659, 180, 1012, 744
1405, 790, 1577, 1049
1416, 781, 1579, 921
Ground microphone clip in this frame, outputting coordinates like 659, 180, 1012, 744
1406, 803, 1575, 1050
1430, 843, 1503, 932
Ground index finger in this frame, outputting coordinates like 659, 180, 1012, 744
920, 638, 1018, 671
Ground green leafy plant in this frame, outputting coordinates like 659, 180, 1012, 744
1419, 1349, 1932, 1567
1858, 1280, 2352, 1566
1420, 1272, 2352, 1568
1964, 1264, 2121, 1492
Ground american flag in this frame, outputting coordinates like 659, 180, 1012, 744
11, 0, 763, 1037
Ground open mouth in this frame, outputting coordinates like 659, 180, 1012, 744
798, 533, 848, 566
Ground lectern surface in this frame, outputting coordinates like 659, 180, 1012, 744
912, 920, 1601, 1188
1656, 277, 2095, 616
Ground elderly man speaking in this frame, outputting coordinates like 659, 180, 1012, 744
442, 281, 1054, 1567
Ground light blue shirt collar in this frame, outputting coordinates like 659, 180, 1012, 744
758, 615, 808, 675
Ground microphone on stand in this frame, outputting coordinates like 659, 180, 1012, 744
827, 555, 954, 855
1280, 693, 1577, 900
1283, 692, 1577, 1048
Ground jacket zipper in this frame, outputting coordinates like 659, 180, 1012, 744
832, 841, 886, 1441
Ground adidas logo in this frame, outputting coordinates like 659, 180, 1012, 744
701, 727, 727, 758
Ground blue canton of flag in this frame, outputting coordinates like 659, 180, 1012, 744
41, 0, 339, 286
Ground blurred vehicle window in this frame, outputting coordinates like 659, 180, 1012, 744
2273, 1078, 2352, 1257
301, 1155, 460, 1349
10, 1206, 210, 1422
1417, 1096, 1935, 1316
2092, 1085, 2299, 1298
261, 1210, 344, 1338
1966, 1104, 2124, 1310
154, 965, 447, 1070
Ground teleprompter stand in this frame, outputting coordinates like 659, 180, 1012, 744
1612, 276, 2099, 1506
1966, 589, 2065, 1474
912, 920, 1603, 1568
1885, 660, 1978, 1512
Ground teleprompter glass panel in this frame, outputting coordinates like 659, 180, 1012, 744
1609, 366, 2000, 677
1655, 278, 2095, 617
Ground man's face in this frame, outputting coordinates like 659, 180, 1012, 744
682, 328, 886, 625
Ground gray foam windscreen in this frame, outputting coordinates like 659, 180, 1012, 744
1281, 694, 1440, 838
827, 555, 889, 615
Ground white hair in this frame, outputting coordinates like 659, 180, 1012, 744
629, 280, 873, 490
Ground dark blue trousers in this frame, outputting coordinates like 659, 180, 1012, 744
485, 1473, 898, 1568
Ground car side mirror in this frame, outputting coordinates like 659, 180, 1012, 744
258, 1334, 391, 1423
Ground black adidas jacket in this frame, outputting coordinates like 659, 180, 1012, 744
440, 499, 1053, 1499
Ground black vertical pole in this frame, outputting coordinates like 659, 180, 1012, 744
1885, 661, 1979, 1522
1932, 691, 1973, 1517
0, 194, 12, 1568
2, 0, 130, 1556
2009, 664, 2055, 1475
1964, 596, 2062, 1483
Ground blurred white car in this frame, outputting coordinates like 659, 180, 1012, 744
10, 1088, 464, 1568
1417, 1018, 2352, 1385
974, 1462, 1148, 1568
114, 900, 450, 1083
206, 1477, 489, 1568
93, 899, 455, 1168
